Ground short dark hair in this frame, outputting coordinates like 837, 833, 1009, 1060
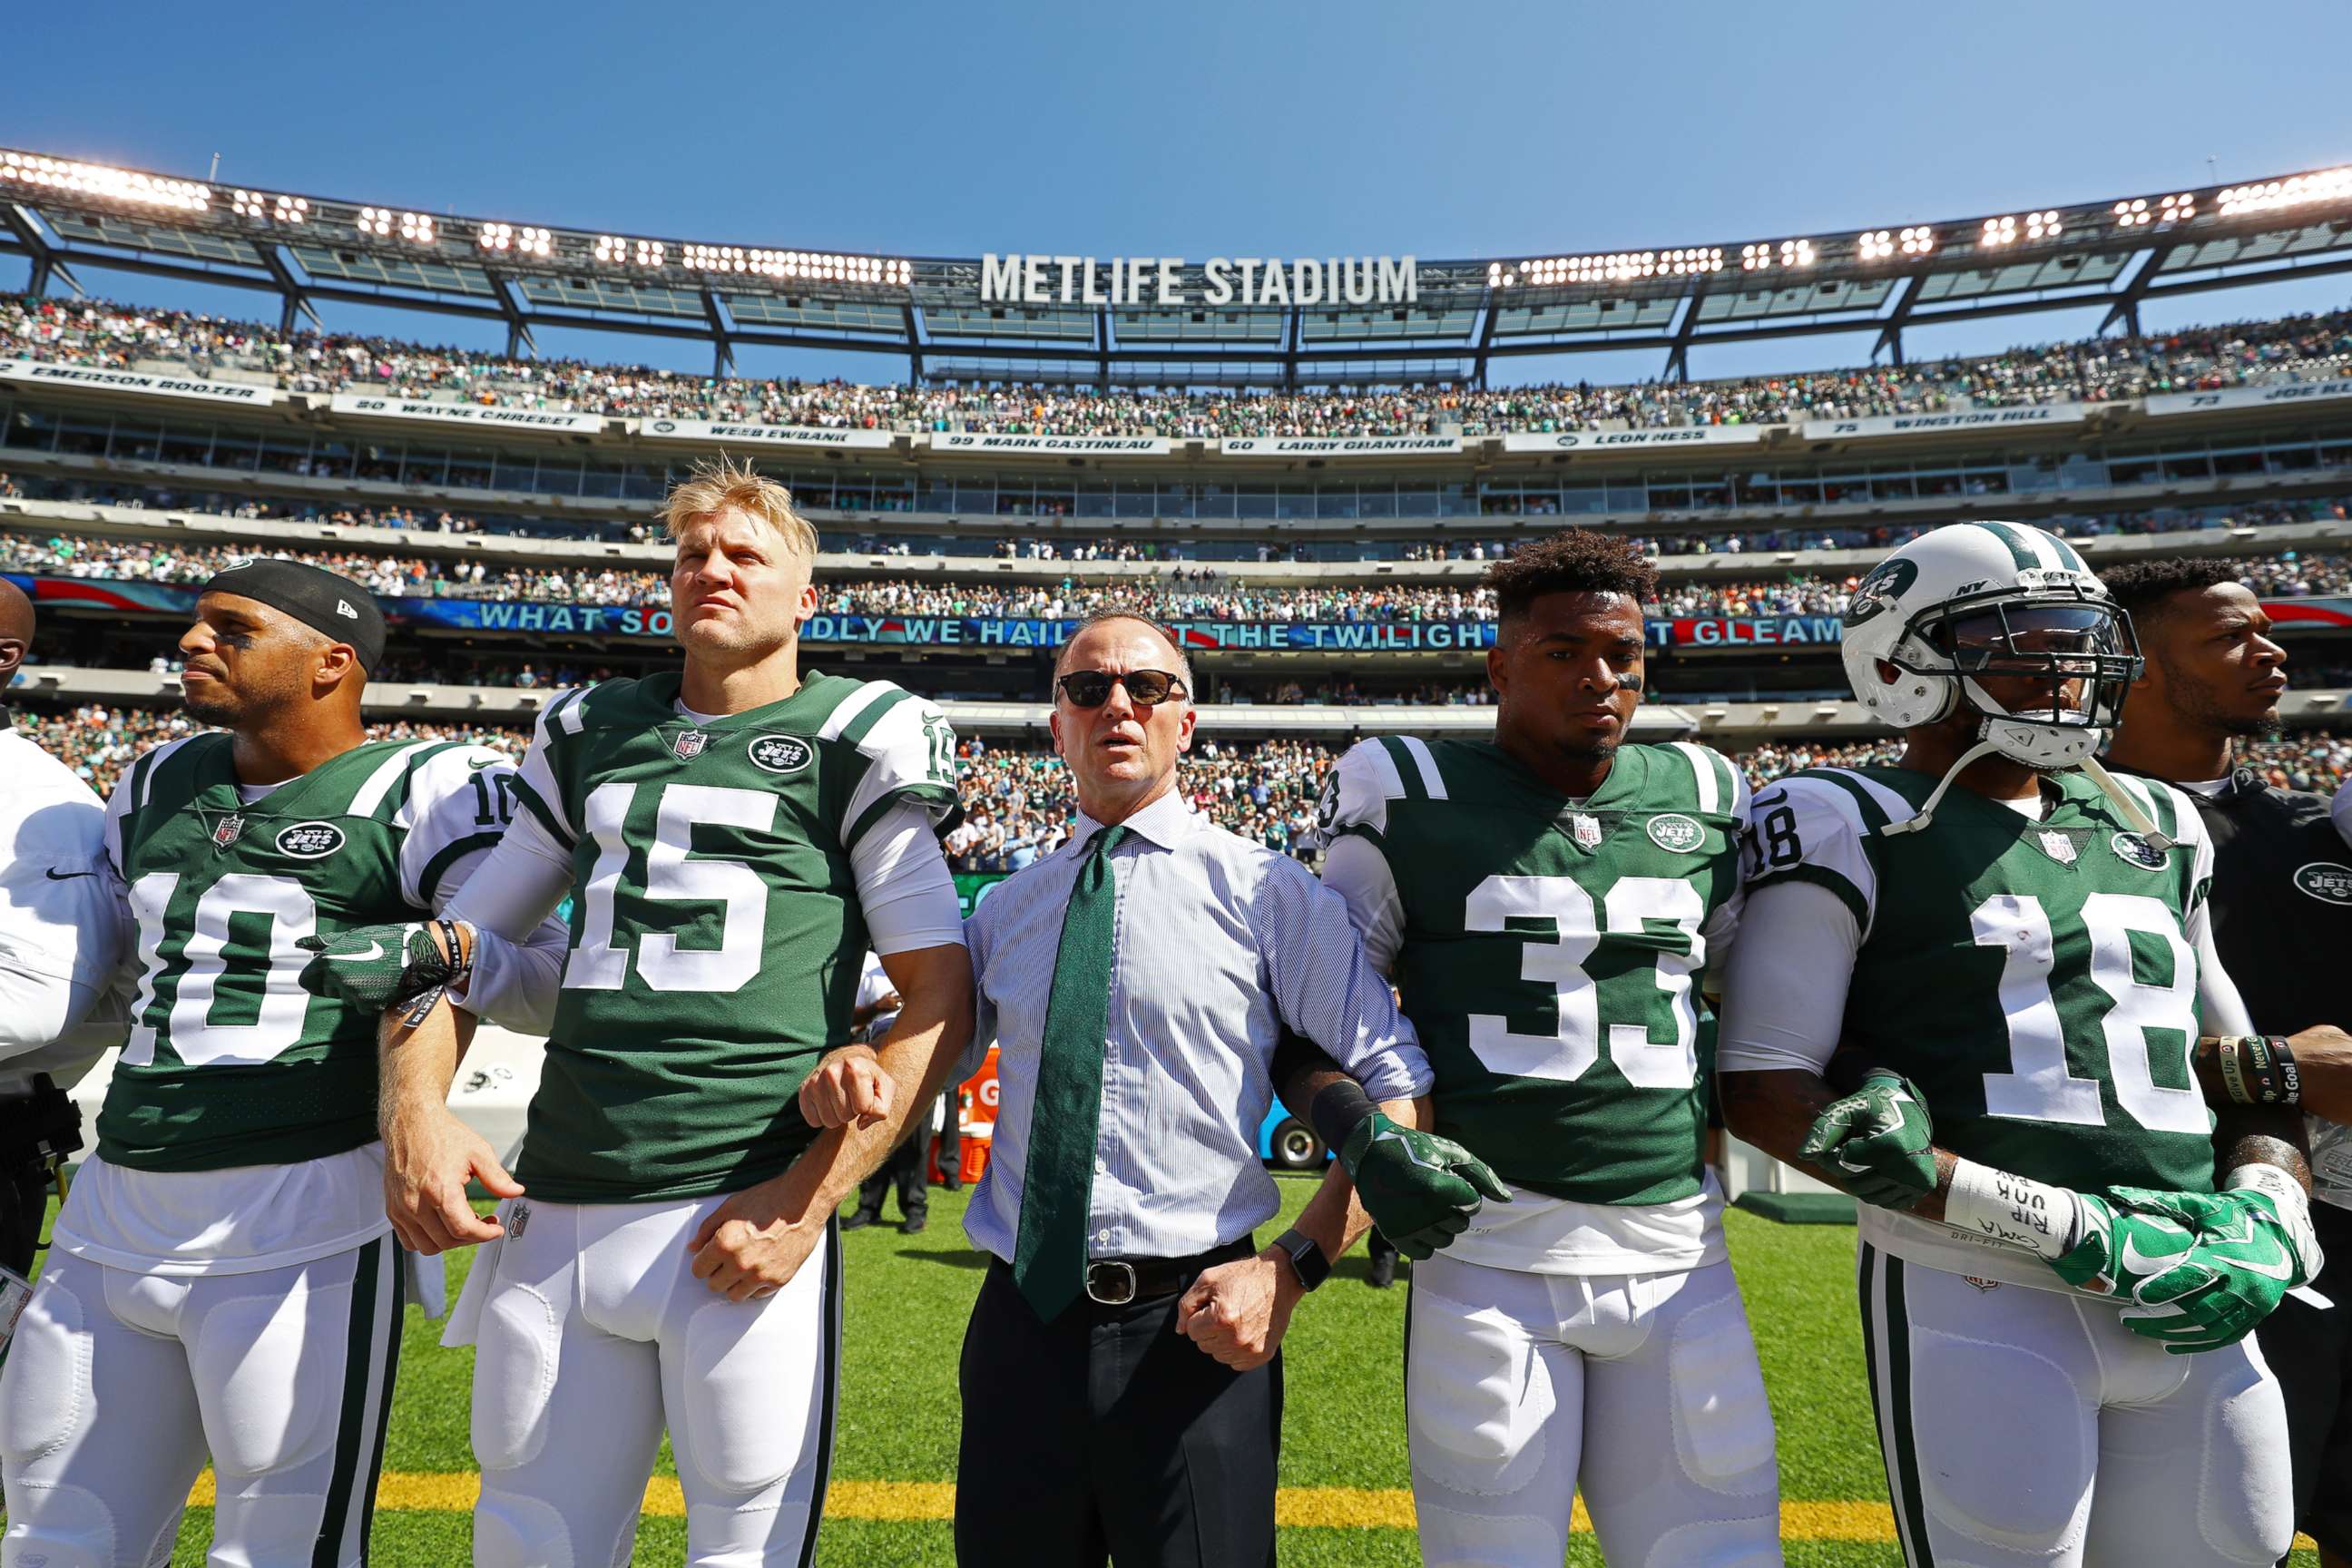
2098, 557, 2246, 627
1051, 610, 1193, 690
1481, 530, 1659, 622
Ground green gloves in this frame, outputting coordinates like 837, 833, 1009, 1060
2050, 1184, 2318, 1354
1798, 1069, 1937, 1209
1338, 1113, 1510, 1260
297, 922, 454, 1014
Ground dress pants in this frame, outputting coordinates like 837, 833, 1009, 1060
956, 1256, 1280, 1568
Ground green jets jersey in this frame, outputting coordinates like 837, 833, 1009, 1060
1318, 736, 1748, 1204
1747, 765, 2219, 1196
100, 733, 519, 1171
509, 671, 957, 1203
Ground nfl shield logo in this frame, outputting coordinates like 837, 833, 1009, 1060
2039, 830, 2077, 866
672, 730, 708, 760
1572, 813, 1603, 849
212, 813, 246, 848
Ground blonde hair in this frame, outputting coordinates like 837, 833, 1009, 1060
660, 456, 818, 563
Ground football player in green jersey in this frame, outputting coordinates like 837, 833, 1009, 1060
1718, 522, 2320, 1568
1317, 531, 1783, 1567
358, 459, 973, 1568
0, 559, 567, 1568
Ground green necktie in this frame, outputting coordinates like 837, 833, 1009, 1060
1012, 823, 1129, 1320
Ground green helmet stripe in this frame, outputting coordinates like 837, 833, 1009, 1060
1974, 520, 2041, 570
2047, 534, 2091, 573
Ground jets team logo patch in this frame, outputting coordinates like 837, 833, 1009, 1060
211, 813, 246, 848
748, 734, 815, 775
672, 730, 709, 760
2111, 832, 2170, 871
2294, 862, 2352, 906
1645, 813, 1703, 854
274, 821, 346, 859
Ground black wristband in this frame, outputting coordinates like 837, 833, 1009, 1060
1307, 1075, 1379, 1163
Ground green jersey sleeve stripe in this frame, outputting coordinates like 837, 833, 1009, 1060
1757, 862, 1871, 930
549, 685, 593, 735
415, 830, 504, 908
840, 686, 913, 749
816, 679, 897, 741
374, 740, 466, 824
843, 782, 957, 852
348, 741, 436, 819
1393, 736, 1448, 799
509, 774, 574, 849
1375, 736, 1429, 801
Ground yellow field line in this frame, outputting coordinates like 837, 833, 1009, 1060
181, 1474, 2319, 1546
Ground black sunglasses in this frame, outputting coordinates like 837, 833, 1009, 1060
1055, 669, 1188, 709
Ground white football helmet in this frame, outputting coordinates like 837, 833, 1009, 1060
1841, 522, 2155, 836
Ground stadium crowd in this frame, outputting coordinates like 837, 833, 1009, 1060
9, 294, 2352, 436
7, 467, 2349, 567
25, 705, 2351, 863
11, 528, 2352, 622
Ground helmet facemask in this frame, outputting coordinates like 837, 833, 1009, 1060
1885, 584, 2142, 769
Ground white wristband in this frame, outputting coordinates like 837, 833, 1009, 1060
1944, 1159, 2085, 1261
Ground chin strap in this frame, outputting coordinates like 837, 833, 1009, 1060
2078, 754, 2175, 852
1877, 738, 2004, 836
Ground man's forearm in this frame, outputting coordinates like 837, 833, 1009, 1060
779, 977, 973, 1214
1293, 1095, 1426, 1259
2214, 1102, 2313, 1195
2194, 1028, 2352, 1125
379, 995, 475, 1128
1719, 1068, 1959, 1222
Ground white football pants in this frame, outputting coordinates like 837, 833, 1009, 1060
457, 1195, 840, 1568
1858, 1241, 2296, 1568
1406, 1252, 1783, 1568
0, 1237, 405, 1568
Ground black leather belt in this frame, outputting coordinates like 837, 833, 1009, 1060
1082, 1237, 1255, 1306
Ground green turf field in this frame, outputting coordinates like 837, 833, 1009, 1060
97, 1185, 2320, 1564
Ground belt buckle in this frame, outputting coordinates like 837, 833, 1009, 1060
1084, 1260, 1137, 1306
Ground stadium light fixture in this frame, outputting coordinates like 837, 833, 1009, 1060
0, 152, 211, 213
681, 241, 909, 287
1980, 211, 2062, 248
478, 222, 552, 258
2113, 193, 2196, 229
1739, 239, 1815, 272
1494, 249, 1724, 288
1857, 227, 1934, 260
2215, 169, 2349, 217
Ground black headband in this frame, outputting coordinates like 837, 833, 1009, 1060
201, 558, 387, 675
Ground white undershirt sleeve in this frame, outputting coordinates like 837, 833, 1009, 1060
1318, 832, 1405, 975
440, 805, 577, 1034
850, 801, 965, 956
2192, 913, 2256, 1039
1715, 877, 1860, 1075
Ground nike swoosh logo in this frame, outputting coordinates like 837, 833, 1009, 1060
44, 868, 96, 880
2117, 1234, 2196, 1279
328, 941, 385, 963
1371, 1127, 1445, 1171
468, 758, 499, 770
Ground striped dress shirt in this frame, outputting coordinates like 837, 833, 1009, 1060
961, 789, 1429, 1264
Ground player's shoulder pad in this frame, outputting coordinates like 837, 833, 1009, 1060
1744, 768, 1898, 930
1314, 735, 1441, 841
823, 679, 956, 837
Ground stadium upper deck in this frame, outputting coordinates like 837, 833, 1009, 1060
3, 146, 2348, 384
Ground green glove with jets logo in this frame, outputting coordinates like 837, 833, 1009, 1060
1338, 1113, 1511, 1261
297, 921, 459, 1014
1798, 1069, 1937, 1209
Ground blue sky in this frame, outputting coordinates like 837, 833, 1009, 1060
7, 0, 2349, 385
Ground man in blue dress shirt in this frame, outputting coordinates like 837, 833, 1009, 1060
956, 612, 1482, 1567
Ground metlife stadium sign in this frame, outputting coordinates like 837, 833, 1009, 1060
980, 255, 1417, 309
